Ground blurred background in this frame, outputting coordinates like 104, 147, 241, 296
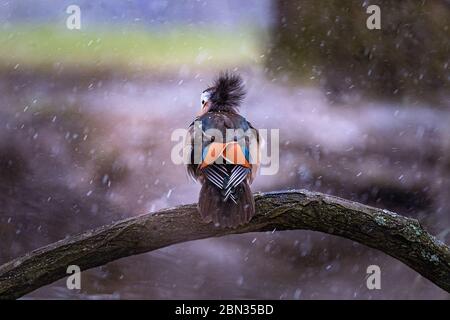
0, 0, 449, 299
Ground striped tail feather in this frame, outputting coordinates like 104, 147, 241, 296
198, 164, 255, 228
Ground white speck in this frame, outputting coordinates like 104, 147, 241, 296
294, 289, 302, 299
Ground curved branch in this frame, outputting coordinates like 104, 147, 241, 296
0, 190, 449, 299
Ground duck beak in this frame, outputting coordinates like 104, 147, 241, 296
197, 102, 208, 116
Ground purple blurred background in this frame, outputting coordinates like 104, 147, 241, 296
0, 0, 449, 299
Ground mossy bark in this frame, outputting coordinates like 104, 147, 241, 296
0, 190, 449, 299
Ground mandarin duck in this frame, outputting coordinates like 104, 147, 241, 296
185, 72, 260, 228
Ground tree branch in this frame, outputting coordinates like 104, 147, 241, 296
0, 190, 449, 299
